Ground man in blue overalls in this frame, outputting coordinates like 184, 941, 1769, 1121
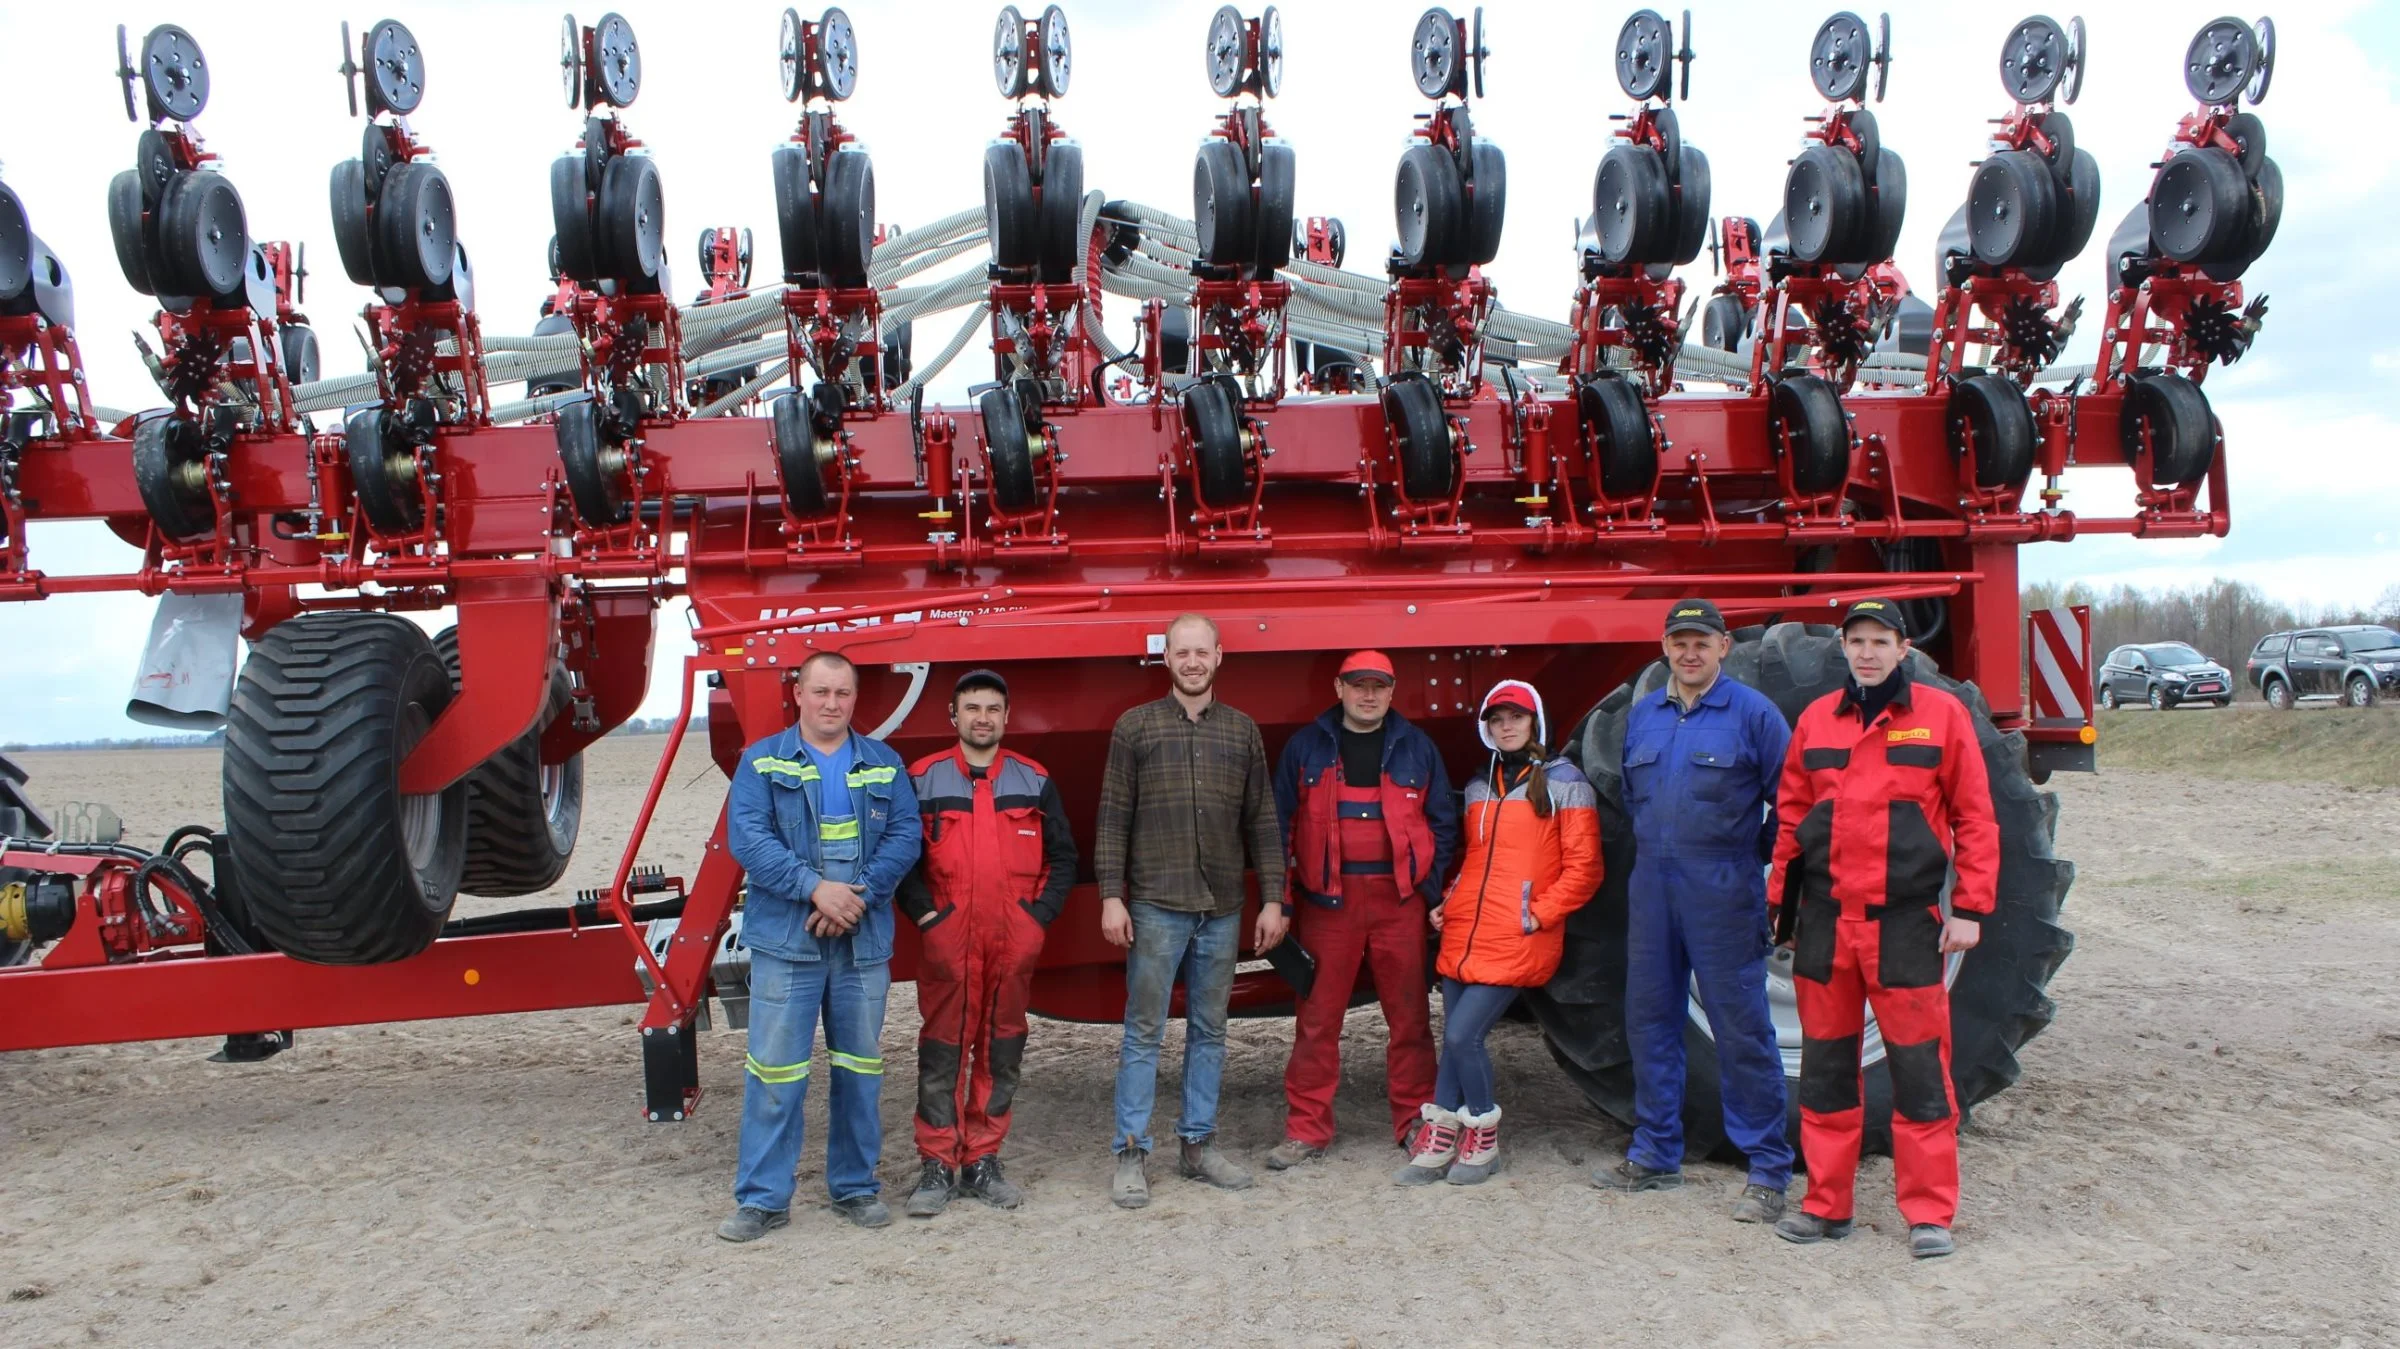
718, 650, 923, 1239
1592, 598, 1795, 1223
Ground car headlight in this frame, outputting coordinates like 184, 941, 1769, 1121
2376, 659, 2400, 670
2162, 672, 2186, 682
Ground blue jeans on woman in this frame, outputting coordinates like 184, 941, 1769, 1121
1112, 903, 1240, 1152
733, 941, 892, 1212
1434, 978, 1520, 1114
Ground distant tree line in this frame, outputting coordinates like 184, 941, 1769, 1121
2021, 579, 2400, 698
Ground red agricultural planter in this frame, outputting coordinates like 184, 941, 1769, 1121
0, 8, 2278, 1159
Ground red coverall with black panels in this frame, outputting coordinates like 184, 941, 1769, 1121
1769, 667, 1997, 1228
898, 748, 1077, 1169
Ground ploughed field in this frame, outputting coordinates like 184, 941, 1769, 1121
3, 714, 2396, 1346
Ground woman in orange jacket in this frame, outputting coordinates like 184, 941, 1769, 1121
1393, 679, 1604, 1187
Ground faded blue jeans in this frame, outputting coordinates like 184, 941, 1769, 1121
733, 941, 892, 1211
1111, 902, 1240, 1153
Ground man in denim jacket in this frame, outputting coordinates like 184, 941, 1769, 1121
717, 651, 923, 1239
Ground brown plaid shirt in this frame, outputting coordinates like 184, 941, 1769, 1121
1093, 695, 1285, 916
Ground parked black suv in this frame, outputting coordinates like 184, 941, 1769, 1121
2096, 642, 2235, 710
2247, 626, 2400, 709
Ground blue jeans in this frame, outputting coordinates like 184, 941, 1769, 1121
1112, 903, 1239, 1152
1624, 852, 1793, 1187
1434, 978, 1519, 1115
733, 941, 892, 1210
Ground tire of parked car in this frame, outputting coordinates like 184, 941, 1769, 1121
2148, 685, 2167, 711
1530, 622, 2077, 1164
2097, 686, 2115, 711
2348, 673, 2379, 709
2264, 677, 2294, 710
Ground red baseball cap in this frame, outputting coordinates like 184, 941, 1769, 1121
1338, 650, 1396, 684
1480, 681, 1539, 720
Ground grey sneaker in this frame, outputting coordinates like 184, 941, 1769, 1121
1910, 1224, 1956, 1259
906, 1159, 955, 1218
961, 1156, 1023, 1210
1179, 1137, 1256, 1190
715, 1205, 789, 1242
1774, 1211, 1855, 1244
1265, 1138, 1326, 1170
831, 1194, 892, 1229
1112, 1147, 1151, 1209
1591, 1158, 1684, 1192
1732, 1184, 1788, 1224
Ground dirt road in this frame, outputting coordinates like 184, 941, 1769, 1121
3, 739, 2396, 1347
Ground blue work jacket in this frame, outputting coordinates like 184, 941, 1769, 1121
727, 725, 923, 964
1621, 675, 1791, 864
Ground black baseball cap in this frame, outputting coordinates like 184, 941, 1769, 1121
1663, 598, 1727, 636
953, 668, 1009, 700
1841, 598, 1908, 637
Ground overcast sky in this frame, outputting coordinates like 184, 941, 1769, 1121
2, 0, 2391, 743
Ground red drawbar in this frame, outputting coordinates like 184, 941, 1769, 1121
1795, 913, 1960, 1228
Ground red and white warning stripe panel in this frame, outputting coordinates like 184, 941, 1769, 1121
2028, 605, 2092, 724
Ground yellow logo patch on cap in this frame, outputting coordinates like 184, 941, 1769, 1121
1675, 607, 1704, 617
1886, 727, 1932, 743
1855, 600, 1887, 610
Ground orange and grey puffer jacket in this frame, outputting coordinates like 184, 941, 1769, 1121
1436, 682, 1605, 988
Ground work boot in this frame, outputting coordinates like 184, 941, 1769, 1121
1391, 1104, 1459, 1186
1591, 1157, 1684, 1192
1179, 1137, 1256, 1190
1265, 1138, 1326, 1170
714, 1205, 790, 1243
1445, 1105, 1503, 1185
1910, 1224, 1957, 1259
905, 1159, 955, 1219
1111, 1147, 1151, 1210
831, 1194, 892, 1229
1774, 1211, 1855, 1244
961, 1156, 1023, 1210
1731, 1183, 1788, 1224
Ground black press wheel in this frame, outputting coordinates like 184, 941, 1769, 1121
1383, 373, 1456, 502
2119, 370, 2214, 488
1770, 374, 1851, 495
770, 390, 833, 518
1968, 151, 2058, 270
155, 171, 249, 300
346, 406, 427, 534
1863, 148, 1908, 262
2264, 676, 2293, 711
221, 612, 468, 965
2149, 148, 2249, 265
2348, 674, 2379, 709
1784, 144, 1865, 265
554, 394, 632, 527
1393, 143, 1464, 272
432, 626, 584, 898
1253, 142, 1297, 275
375, 162, 457, 291
1193, 139, 1252, 270
1464, 141, 1507, 267
551, 154, 599, 282
1576, 374, 1655, 500
978, 384, 1042, 514
1945, 373, 2036, 490
984, 141, 1038, 272
1593, 144, 1671, 266
820, 148, 877, 288
131, 414, 216, 541
1667, 145, 1712, 266
1036, 140, 1085, 285
107, 170, 157, 295
771, 144, 818, 282
1532, 623, 2076, 1162
598, 154, 664, 281
1183, 375, 1249, 509
1701, 293, 1748, 353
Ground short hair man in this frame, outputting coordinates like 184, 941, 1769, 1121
717, 650, 923, 1239
1593, 599, 1796, 1222
1769, 599, 1996, 1260
896, 669, 1078, 1218
1093, 613, 1287, 1208
1266, 651, 1459, 1168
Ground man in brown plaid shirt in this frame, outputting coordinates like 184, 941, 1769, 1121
1095, 613, 1287, 1209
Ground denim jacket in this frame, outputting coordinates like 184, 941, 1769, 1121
727, 726, 923, 964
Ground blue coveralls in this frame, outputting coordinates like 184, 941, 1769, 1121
1620, 675, 1795, 1185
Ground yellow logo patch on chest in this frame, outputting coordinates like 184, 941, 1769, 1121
1886, 727, 1932, 743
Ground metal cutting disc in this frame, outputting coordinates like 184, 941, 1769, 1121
1999, 15, 2066, 104
140, 24, 210, 122
1036, 5, 1071, 97
364, 19, 427, 116
1810, 11, 1870, 103
1261, 6, 1285, 97
1616, 9, 1672, 102
1206, 5, 1245, 99
591, 12, 642, 107
2183, 17, 2256, 106
1412, 8, 1457, 99
819, 8, 858, 100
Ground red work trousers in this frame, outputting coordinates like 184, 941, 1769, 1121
1282, 885, 1438, 1149
914, 899, 1047, 1168
1795, 908, 1960, 1227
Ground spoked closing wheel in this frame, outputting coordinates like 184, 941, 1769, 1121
131, 414, 216, 541
977, 383, 1043, 515
1576, 373, 1656, 501
1382, 372, 1457, 503
1182, 374, 1252, 510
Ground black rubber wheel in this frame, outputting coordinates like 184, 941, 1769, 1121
1653, 106, 1684, 186
281, 323, 322, 388
1946, 374, 2036, 490
1702, 293, 1748, 353
2222, 112, 2266, 179
1577, 374, 1656, 500
881, 318, 915, 387
222, 612, 467, 965
136, 129, 177, 208
1667, 145, 1712, 267
1530, 623, 2077, 1162
1968, 151, 2057, 270
346, 406, 426, 534
375, 162, 456, 291
432, 627, 583, 898
1253, 142, 1297, 275
771, 389, 833, 517
0, 183, 29, 305
1464, 141, 1507, 267
2347, 674, 2378, 709
2120, 370, 2214, 488
107, 170, 157, 296
360, 122, 398, 201
820, 148, 877, 287
2149, 685, 2168, 712
979, 384, 1041, 514
2106, 203, 2157, 291
1183, 375, 1249, 509
555, 395, 631, 526
771, 145, 818, 282
2264, 677, 2292, 710
132, 414, 214, 541
1863, 148, 1907, 262
329, 159, 376, 286
1036, 140, 1084, 284
1593, 144, 1672, 266
2056, 148, 2104, 266
984, 141, 1038, 272
1784, 145, 1865, 265
550, 155, 598, 281
1770, 374, 1850, 495
156, 171, 248, 300
2247, 156, 2283, 262
2028, 110, 2074, 182
599, 154, 664, 280
1393, 143, 1464, 272
2149, 148, 2248, 264
1384, 373, 1455, 502
1848, 109, 1882, 184
1193, 138, 1252, 269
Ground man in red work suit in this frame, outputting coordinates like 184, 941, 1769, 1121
897, 669, 1078, 1217
1768, 599, 1997, 1260
1266, 650, 1459, 1168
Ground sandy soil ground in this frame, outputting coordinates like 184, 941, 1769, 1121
3, 737, 2397, 1347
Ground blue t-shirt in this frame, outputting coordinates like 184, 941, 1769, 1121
801, 737, 855, 821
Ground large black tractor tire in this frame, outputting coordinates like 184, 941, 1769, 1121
1525, 622, 2076, 1163
433, 627, 584, 898
221, 613, 468, 964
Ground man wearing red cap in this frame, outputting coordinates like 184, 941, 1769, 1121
1267, 650, 1458, 1167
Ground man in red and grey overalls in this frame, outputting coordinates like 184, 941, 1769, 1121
897, 669, 1077, 1218
1768, 598, 1997, 1259
1267, 650, 1459, 1167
